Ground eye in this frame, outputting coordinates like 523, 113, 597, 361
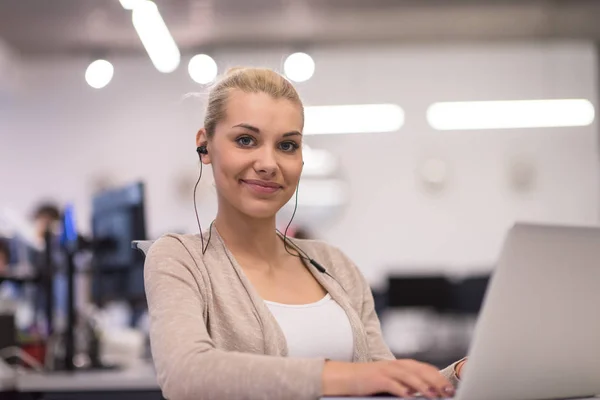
235, 135, 256, 147
279, 141, 300, 153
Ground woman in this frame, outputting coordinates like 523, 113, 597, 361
0, 239, 10, 274
144, 67, 466, 400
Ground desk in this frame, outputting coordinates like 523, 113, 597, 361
5, 362, 161, 400
3, 364, 599, 400
0, 368, 16, 392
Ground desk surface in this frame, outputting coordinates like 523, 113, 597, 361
16, 362, 158, 392
6, 364, 600, 400
0, 369, 16, 391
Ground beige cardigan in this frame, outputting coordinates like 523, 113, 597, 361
143, 227, 461, 400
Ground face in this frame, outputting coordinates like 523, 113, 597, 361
35, 215, 56, 238
197, 91, 304, 219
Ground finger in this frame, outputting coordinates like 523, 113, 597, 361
389, 365, 437, 399
382, 378, 411, 399
413, 362, 455, 397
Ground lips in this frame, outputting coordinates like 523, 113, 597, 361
240, 179, 283, 194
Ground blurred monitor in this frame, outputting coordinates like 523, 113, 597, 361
386, 274, 490, 315
91, 182, 147, 306
0, 236, 23, 267
448, 275, 490, 314
387, 276, 450, 312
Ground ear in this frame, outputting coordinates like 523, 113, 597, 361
196, 128, 211, 164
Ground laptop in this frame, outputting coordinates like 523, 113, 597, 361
325, 222, 600, 400
454, 222, 600, 400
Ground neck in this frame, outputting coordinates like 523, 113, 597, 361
214, 201, 281, 263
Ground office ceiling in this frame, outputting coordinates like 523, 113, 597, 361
1, 0, 600, 56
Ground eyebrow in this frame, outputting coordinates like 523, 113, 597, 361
232, 123, 302, 138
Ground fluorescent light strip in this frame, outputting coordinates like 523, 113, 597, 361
132, 1, 180, 73
119, 0, 145, 10
304, 104, 404, 135
427, 99, 595, 131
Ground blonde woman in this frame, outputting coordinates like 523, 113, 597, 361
144, 67, 466, 400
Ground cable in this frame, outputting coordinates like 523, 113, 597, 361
277, 184, 329, 274
192, 158, 215, 255
193, 159, 204, 251
281, 185, 302, 258
202, 220, 214, 254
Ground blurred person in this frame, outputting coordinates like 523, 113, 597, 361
27, 202, 69, 334
31, 203, 61, 247
0, 238, 10, 275
27, 202, 63, 275
0, 238, 19, 301
144, 67, 466, 400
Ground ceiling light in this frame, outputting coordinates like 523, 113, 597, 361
188, 54, 218, 84
304, 104, 404, 135
427, 99, 595, 130
119, 0, 145, 10
132, 1, 180, 73
284, 52, 315, 83
85, 59, 114, 89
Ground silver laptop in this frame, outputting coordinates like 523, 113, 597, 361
455, 222, 600, 400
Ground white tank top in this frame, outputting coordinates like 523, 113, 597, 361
265, 294, 354, 362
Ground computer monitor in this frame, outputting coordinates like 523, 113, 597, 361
448, 275, 490, 315
0, 236, 25, 267
387, 276, 450, 312
386, 275, 490, 314
91, 182, 147, 307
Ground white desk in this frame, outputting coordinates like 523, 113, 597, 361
16, 361, 158, 392
6, 363, 600, 400
0, 370, 16, 392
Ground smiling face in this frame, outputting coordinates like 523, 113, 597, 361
197, 90, 304, 220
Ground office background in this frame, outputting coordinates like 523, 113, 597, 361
0, 0, 599, 395
2, 41, 597, 286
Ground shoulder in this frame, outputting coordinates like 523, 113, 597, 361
147, 233, 203, 254
144, 233, 211, 299
144, 233, 207, 275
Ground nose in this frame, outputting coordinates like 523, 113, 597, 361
254, 146, 278, 178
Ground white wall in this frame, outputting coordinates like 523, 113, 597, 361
0, 41, 597, 286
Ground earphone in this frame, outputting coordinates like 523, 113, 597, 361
192, 145, 331, 276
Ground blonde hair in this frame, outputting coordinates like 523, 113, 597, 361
204, 67, 304, 137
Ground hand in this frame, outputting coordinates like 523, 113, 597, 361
322, 359, 455, 399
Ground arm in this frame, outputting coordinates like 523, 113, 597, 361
145, 236, 325, 400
